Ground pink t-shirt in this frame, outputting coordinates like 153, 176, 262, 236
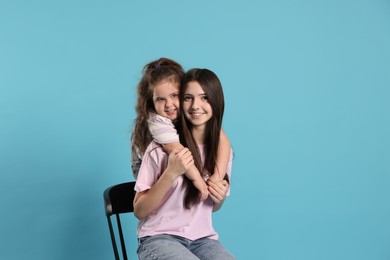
135, 141, 233, 241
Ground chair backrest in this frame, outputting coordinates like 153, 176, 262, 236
103, 182, 136, 260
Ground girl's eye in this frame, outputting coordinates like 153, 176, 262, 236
155, 98, 164, 102
171, 94, 178, 98
183, 96, 192, 101
202, 96, 209, 101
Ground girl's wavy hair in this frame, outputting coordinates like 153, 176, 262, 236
178, 68, 226, 209
133, 58, 184, 155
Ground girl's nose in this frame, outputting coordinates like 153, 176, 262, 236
165, 98, 172, 108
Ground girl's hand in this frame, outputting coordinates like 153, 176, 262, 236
166, 148, 194, 178
207, 179, 229, 205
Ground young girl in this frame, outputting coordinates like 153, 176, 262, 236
134, 68, 235, 259
131, 58, 230, 201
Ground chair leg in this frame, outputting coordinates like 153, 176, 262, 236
107, 216, 120, 260
116, 214, 128, 260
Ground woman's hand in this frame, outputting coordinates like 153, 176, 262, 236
134, 147, 194, 220
166, 148, 194, 178
207, 178, 229, 211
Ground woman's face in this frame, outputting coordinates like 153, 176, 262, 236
182, 81, 212, 129
152, 80, 180, 120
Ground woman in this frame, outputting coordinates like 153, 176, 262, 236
131, 58, 231, 201
134, 68, 235, 260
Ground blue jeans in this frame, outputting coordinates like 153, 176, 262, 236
137, 234, 236, 260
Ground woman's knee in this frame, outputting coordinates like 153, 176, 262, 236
137, 235, 199, 260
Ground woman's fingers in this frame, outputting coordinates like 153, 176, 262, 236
207, 179, 228, 203
208, 180, 228, 193
174, 148, 194, 169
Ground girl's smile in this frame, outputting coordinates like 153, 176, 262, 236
153, 80, 180, 120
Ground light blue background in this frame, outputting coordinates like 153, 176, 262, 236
1, 0, 389, 259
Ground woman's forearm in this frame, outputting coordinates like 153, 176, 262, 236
134, 168, 177, 219
212, 198, 225, 212
134, 148, 193, 219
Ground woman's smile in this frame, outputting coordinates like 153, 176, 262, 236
189, 111, 206, 117
183, 81, 212, 128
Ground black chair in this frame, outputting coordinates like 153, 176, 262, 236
103, 182, 136, 260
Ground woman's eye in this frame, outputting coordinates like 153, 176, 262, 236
171, 94, 178, 98
183, 96, 192, 101
202, 96, 209, 101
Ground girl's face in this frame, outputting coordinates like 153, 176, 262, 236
152, 80, 180, 120
183, 81, 212, 129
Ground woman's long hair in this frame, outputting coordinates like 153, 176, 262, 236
133, 58, 184, 155
178, 68, 225, 209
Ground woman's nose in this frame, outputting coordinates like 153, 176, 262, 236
191, 98, 200, 109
